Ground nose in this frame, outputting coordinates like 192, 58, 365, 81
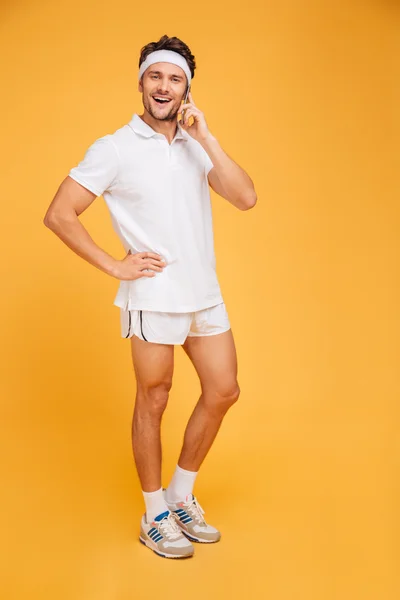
157, 78, 171, 95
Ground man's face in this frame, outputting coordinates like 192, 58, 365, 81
139, 62, 187, 122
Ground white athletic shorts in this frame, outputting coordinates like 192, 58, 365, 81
120, 302, 231, 345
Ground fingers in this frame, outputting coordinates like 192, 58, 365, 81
181, 110, 196, 127
143, 257, 166, 266
140, 270, 156, 278
127, 251, 166, 279
139, 260, 164, 272
178, 103, 198, 118
135, 251, 166, 267
137, 251, 164, 260
179, 103, 200, 124
179, 102, 197, 112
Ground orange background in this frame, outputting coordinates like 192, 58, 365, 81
1, 0, 399, 598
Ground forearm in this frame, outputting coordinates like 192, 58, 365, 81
44, 212, 119, 278
200, 133, 257, 203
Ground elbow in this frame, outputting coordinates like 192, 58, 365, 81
43, 213, 54, 229
43, 211, 60, 230
239, 191, 257, 211
43, 215, 51, 228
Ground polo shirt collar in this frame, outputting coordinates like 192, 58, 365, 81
128, 113, 188, 142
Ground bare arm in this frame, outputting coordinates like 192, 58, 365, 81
43, 176, 120, 278
177, 91, 257, 211
43, 176, 165, 280
203, 134, 257, 211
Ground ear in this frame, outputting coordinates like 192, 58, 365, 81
138, 78, 143, 93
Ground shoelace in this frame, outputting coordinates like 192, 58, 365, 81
157, 512, 182, 540
183, 496, 206, 525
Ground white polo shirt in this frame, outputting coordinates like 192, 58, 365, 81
68, 113, 224, 312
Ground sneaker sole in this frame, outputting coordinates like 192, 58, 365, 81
180, 530, 221, 544
139, 536, 194, 559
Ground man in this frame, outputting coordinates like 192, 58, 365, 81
44, 35, 257, 559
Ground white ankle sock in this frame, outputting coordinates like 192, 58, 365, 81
165, 464, 198, 503
142, 487, 169, 523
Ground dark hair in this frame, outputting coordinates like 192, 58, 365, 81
138, 35, 196, 81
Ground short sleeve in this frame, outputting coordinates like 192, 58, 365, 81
203, 151, 214, 177
68, 135, 119, 197
193, 141, 214, 177
198, 144, 214, 177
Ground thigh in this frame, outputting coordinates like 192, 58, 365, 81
181, 328, 238, 395
130, 334, 175, 392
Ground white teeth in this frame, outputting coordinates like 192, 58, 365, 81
154, 97, 171, 102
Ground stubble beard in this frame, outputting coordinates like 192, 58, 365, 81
144, 96, 180, 122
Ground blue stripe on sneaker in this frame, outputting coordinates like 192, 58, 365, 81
148, 528, 156, 536
149, 530, 159, 539
154, 510, 169, 522
175, 509, 184, 515
181, 517, 192, 523
154, 534, 163, 542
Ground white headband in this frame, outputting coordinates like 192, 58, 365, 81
138, 50, 191, 85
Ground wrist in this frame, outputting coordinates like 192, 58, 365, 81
199, 132, 218, 146
104, 257, 120, 279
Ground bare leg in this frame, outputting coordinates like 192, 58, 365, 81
129, 335, 174, 492
178, 328, 240, 471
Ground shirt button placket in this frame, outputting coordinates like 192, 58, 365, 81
169, 140, 179, 168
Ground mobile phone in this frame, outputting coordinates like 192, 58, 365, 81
180, 85, 191, 122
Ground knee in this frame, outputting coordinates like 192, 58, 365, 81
221, 382, 241, 408
204, 381, 241, 414
137, 380, 172, 419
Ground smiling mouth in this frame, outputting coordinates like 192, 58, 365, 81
152, 96, 172, 106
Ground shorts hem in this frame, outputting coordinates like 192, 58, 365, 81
186, 326, 231, 338
122, 332, 184, 345
122, 328, 231, 344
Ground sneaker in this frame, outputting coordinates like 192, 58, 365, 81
163, 490, 221, 543
139, 510, 194, 559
